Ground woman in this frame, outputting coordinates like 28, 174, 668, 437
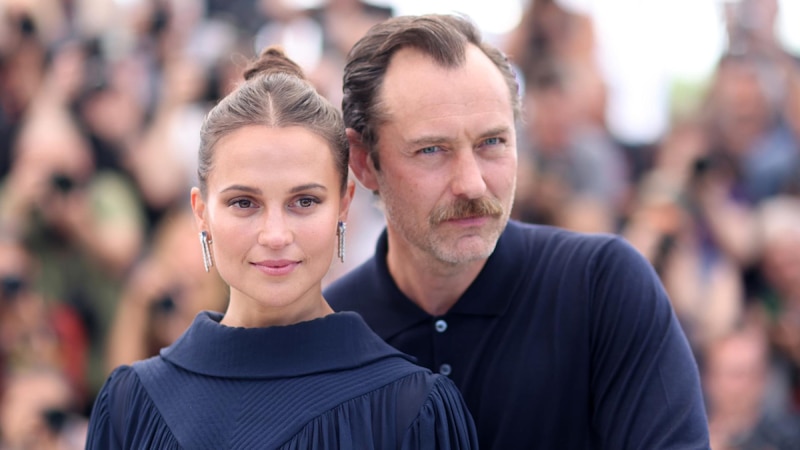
84, 47, 478, 449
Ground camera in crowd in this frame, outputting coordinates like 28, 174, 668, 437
0, 274, 26, 302
50, 173, 76, 194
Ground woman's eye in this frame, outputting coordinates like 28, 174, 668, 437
232, 199, 253, 209
295, 197, 319, 208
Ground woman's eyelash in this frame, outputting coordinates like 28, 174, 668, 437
295, 197, 321, 208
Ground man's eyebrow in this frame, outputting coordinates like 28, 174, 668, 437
477, 125, 513, 139
406, 134, 451, 148
406, 126, 512, 147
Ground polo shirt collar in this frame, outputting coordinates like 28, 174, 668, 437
374, 221, 522, 321
160, 311, 409, 379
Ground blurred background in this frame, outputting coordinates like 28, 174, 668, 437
0, 0, 798, 448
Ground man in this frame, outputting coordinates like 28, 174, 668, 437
324, 13, 710, 449
703, 324, 800, 449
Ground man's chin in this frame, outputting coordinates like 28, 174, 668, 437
431, 233, 500, 265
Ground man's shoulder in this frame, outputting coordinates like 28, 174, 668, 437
506, 219, 613, 241
503, 220, 624, 257
498, 222, 653, 289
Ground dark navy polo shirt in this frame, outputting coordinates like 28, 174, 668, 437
325, 220, 711, 449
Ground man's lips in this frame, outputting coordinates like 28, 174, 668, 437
439, 215, 490, 226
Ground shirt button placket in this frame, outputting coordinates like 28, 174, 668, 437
434, 319, 451, 376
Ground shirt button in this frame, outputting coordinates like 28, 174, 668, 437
434, 319, 448, 333
439, 364, 452, 376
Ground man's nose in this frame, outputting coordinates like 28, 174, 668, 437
450, 151, 487, 199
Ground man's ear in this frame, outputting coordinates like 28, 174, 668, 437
347, 128, 379, 192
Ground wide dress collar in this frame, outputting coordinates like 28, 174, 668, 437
160, 311, 410, 379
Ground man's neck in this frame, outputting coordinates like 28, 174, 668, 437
385, 238, 487, 317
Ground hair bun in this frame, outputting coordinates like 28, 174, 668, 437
243, 45, 306, 81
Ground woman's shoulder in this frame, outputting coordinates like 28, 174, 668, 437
101, 364, 141, 397
94, 362, 163, 421
87, 364, 181, 449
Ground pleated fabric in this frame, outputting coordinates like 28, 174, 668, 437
85, 311, 478, 449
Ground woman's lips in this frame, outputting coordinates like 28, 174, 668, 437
252, 260, 300, 276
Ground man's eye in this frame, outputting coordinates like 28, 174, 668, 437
420, 146, 441, 154
483, 137, 503, 146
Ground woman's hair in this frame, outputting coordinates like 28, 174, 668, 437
197, 46, 348, 195
341, 14, 520, 169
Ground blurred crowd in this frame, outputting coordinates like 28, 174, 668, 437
0, 0, 798, 449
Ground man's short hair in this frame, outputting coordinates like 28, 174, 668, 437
341, 14, 521, 169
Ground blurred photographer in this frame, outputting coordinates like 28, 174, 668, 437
711, 0, 800, 201
0, 103, 143, 273
0, 234, 88, 404
750, 196, 800, 412
622, 121, 745, 352
0, 101, 146, 395
0, 367, 88, 450
703, 320, 800, 450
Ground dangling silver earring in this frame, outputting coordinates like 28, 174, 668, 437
337, 221, 346, 263
199, 230, 213, 272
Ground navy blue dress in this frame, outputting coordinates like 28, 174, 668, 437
85, 311, 478, 449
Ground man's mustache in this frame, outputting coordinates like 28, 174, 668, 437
430, 197, 504, 225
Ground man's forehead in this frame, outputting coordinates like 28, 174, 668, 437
380, 47, 507, 107
381, 46, 465, 91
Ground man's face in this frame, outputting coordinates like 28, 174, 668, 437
367, 45, 517, 266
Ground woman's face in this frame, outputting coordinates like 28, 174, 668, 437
191, 125, 352, 326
